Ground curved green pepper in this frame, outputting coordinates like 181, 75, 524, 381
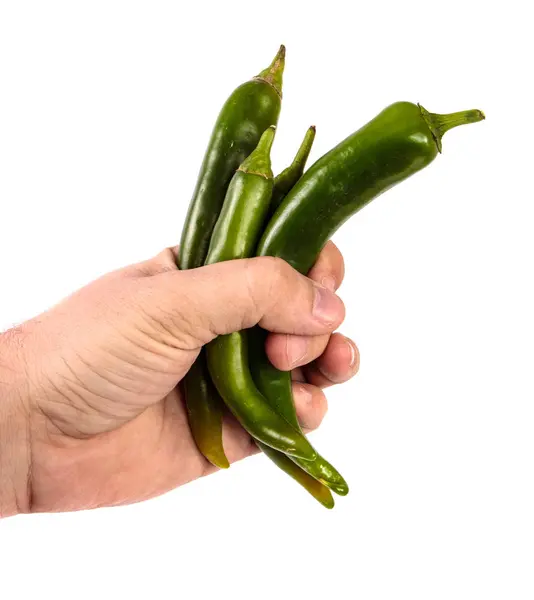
183, 351, 229, 469
257, 441, 334, 509
179, 47, 285, 469
252, 102, 484, 490
253, 102, 484, 493
258, 102, 485, 273
249, 328, 348, 495
179, 45, 285, 270
205, 127, 316, 461
246, 126, 347, 497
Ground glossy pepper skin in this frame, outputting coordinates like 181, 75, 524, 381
257, 441, 334, 509
184, 351, 229, 469
205, 128, 316, 461
253, 101, 484, 491
179, 47, 285, 469
208, 330, 315, 460
270, 125, 316, 213
249, 328, 348, 495
252, 124, 348, 496
179, 45, 285, 271
257, 102, 485, 274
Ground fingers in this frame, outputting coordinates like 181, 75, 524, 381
129, 247, 180, 277
265, 241, 345, 370
153, 256, 345, 347
150, 248, 180, 273
302, 333, 360, 388
266, 328, 358, 380
170, 245, 180, 262
265, 331, 330, 371
293, 382, 328, 432
307, 241, 345, 291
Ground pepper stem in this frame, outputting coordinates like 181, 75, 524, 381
270, 125, 316, 211
255, 45, 286, 97
239, 126, 276, 179
418, 104, 485, 153
291, 125, 316, 170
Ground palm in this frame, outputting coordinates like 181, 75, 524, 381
30, 388, 239, 512
26, 258, 256, 513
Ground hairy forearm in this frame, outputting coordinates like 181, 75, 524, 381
0, 327, 32, 518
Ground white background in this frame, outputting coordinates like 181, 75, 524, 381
1, 0, 532, 598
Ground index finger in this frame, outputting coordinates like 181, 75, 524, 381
306, 241, 345, 291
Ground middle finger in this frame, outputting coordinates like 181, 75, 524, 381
266, 240, 346, 370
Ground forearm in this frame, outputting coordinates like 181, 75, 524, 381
0, 327, 32, 518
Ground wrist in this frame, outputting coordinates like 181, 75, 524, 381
0, 326, 32, 518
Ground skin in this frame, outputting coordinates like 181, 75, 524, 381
0, 241, 358, 517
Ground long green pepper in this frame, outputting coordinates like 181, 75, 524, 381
205, 126, 335, 505
252, 102, 485, 492
247, 127, 348, 502
258, 102, 485, 272
248, 328, 348, 496
178, 47, 285, 469
178, 43, 484, 506
205, 127, 316, 461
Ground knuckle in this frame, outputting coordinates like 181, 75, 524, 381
306, 334, 330, 364
247, 256, 292, 313
242, 259, 266, 324
262, 256, 291, 284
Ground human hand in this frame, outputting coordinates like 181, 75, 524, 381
1, 242, 359, 515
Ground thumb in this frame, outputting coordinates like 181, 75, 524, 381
148, 256, 345, 349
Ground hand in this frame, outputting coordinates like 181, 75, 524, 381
1, 242, 359, 515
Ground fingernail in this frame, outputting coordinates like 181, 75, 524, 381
312, 284, 340, 325
347, 338, 357, 368
321, 276, 336, 292
286, 335, 308, 368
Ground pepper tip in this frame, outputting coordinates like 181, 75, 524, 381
255, 45, 286, 97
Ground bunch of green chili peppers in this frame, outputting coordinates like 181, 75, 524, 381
178, 45, 485, 508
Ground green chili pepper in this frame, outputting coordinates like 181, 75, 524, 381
270, 125, 316, 213
179, 45, 285, 270
179, 47, 285, 469
183, 351, 229, 469
249, 328, 348, 495
205, 127, 316, 461
257, 441, 334, 509
252, 102, 484, 490
245, 126, 347, 497
258, 102, 485, 273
